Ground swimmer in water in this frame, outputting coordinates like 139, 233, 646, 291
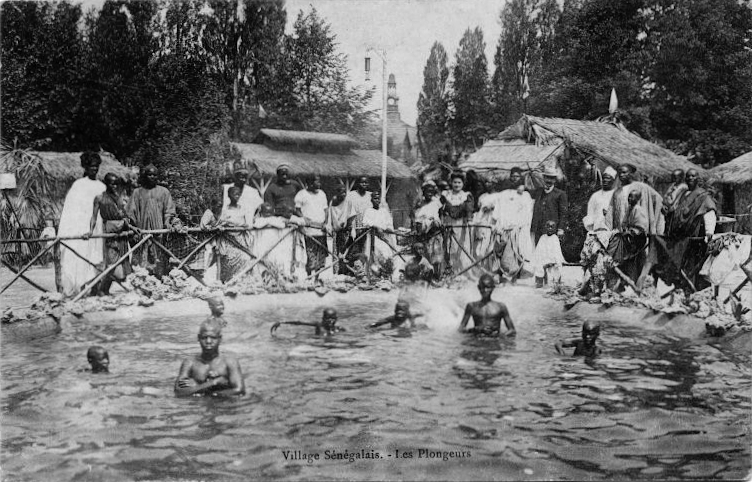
87, 346, 110, 373
369, 301, 424, 329
270, 308, 345, 336
555, 320, 602, 357
206, 296, 227, 327
458, 274, 516, 337
174, 319, 246, 397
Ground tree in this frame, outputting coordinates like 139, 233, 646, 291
647, 0, 752, 165
0, 1, 85, 149
197, 0, 286, 139
450, 27, 492, 155
265, 7, 374, 137
80, 0, 158, 157
417, 42, 451, 164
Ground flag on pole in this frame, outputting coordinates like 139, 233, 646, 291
258, 104, 267, 119
522, 73, 530, 100
609, 88, 618, 114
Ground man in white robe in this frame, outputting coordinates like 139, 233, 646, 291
58, 152, 106, 297
583, 166, 617, 232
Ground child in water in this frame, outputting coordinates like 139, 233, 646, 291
270, 308, 345, 336
555, 320, 602, 357
369, 301, 424, 330
87, 346, 110, 373
206, 297, 227, 327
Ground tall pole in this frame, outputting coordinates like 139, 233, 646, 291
380, 52, 388, 205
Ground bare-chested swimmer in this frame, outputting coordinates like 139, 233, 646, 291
458, 274, 516, 337
174, 319, 245, 397
270, 308, 345, 336
555, 320, 601, 357
369, 301, 424, 329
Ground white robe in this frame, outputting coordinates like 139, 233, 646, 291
584, 189, 616, 232
495, 189, 535, 274
58, 177, 105, 296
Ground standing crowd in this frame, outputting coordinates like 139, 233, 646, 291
54, 152, 717, 299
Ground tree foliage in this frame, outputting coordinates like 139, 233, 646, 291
416, 42, 451, 164
450, 27, 492, 155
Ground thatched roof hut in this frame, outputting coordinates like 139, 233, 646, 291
0, 148, 131, 230
460, 115, 701, 184
710, 151, 752, 234
229, 129, 418, 227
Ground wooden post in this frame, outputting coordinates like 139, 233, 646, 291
447, 249, 495, 281
72, 235, 152, 302
53, 238, 62, 292
177, 233, 218, 270
613, 265, 641, 295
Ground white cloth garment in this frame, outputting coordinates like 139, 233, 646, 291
532, 233, 565, 279
584, 189, 616, 232
294, 189, 328, 236
222, 184, 263, 222
58, 177, 105, 296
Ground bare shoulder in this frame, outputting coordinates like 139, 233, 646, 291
491, 300, 509, 311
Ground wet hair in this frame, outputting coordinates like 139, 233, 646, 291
80, 151, 101, 168
207, 297, 223, 310
478, 273, 495, 287
199, 318, 223, 335
87, 345, 108, 360
322, 308, 337, 318
583, 320, 601, 333
395, 300, 410, 310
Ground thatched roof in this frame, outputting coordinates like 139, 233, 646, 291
460, 140, 564, 173
229, 142, 414, 180
0, 149, 132, 182
710, 151, 752, 185
255, 129, 358, 153
464, 115, 701, 182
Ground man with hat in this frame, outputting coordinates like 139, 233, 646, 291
531, 165, 568, 244
222, 161, 262, 222
264, 164, 300, 219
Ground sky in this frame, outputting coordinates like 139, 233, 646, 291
284, 0, 505, 125
78, 0, 506, 125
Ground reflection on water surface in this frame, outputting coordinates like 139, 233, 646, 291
2, 288, 750, 481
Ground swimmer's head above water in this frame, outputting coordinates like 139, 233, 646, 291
87, 346, 110, 373
582, 320, 600, 346
321, 308, 338, 330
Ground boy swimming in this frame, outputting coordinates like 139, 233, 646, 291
458, 274, 516, 337
174, 319, 246, 397
555, 320, 602, 357
87, 346, 110, 373
270, 308, 345, 336
369, 301, 424, 329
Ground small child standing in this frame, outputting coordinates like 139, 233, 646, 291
533, 220, 565, 288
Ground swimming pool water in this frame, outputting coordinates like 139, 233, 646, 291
1, 287, 750, 481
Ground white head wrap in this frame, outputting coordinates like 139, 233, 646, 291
603, 166, 617, 178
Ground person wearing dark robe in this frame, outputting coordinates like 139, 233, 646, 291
127, 164, 179, 277
530, 166, 568, 244
662, 169, 688, 216
264, 165, 300, 219
664, 168, 717, 290
89, 173, 133, 295
609, 163, 664, 235
608, 189, 649, 284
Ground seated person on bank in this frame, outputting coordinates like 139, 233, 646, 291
402, 243, 435, 283
555, 320, 602, 357
270, 308, 345, 336
174, 319, 246, 397
458, 274, 516, 337
369, 301, 424, 330
87, 346, 110, 374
